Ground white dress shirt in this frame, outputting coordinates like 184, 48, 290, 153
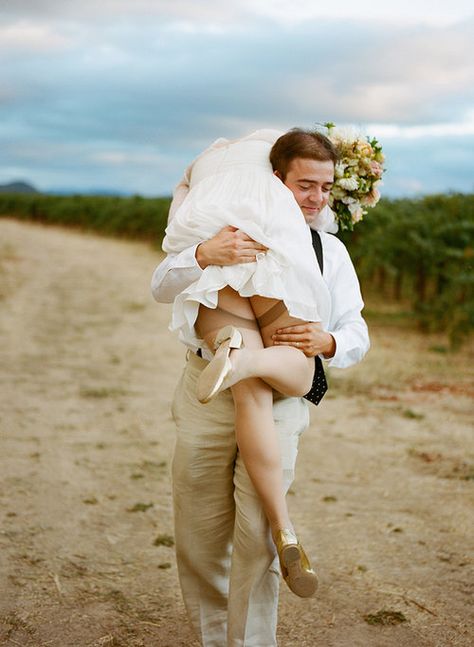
151, 230, 370, 369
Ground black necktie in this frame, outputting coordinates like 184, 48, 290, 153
303, 230, 328, 406
304, 355, 328, 405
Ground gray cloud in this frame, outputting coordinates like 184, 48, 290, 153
0, 8, 473, 196
3, 0, 474, 25
0, 0, 252, 24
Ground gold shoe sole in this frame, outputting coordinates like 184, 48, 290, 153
281, 544, 318, 598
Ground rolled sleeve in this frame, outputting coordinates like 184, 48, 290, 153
151, 244, 203, 304
327, 320, 370, 368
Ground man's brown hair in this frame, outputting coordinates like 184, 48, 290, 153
270, 128, 338, 180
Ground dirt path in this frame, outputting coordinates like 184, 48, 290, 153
0, 218, 473, 647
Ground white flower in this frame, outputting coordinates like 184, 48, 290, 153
341, 195, 357, 205
362, 187, 381, 207
348, 202, 361, 214
349, 205, 364, 222
331, 185, 346, 200
324, 122, 384, 229
337, 176, 359, 191
330, 126, 360, 144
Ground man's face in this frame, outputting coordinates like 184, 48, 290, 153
275, 157, 334, 224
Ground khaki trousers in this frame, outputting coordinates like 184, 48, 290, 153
171, 352, 310, 647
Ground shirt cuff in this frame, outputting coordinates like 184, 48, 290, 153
324, 329, 348, 368
174, 243, 205, 273
326, 328, 370, 369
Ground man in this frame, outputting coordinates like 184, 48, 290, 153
151, 129, 370, 646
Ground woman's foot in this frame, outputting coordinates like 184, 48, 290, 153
196, 325, 243, 403
274, 529, 318, 598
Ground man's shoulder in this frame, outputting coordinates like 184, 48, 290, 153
318, 231, 350, 255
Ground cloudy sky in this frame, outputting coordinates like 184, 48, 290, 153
1, 0, 473, 197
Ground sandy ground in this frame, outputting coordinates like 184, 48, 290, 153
0, 217, 473, 647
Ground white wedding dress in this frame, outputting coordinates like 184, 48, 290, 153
162, 129, 332, 351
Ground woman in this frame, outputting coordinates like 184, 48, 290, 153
162, 128, 337, 597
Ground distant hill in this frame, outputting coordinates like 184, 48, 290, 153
0, 181, 40, 194
47, 188, 133, 197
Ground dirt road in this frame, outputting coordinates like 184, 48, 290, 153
0, 218, 473, 646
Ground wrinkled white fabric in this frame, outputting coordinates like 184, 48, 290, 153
162, 130, 331, 350
309, 204, 339, 234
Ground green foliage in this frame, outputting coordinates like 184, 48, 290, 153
1, 191, 472, 346
341, 193, 474, 347
0, 193, 171, 243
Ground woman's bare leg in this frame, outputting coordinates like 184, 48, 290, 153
195, 287, 317, 535
196, 289, 291, 534
246, 294, 317, 395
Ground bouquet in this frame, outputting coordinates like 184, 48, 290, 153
322, 122, 385, 231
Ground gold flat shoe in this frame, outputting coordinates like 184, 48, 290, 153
274, 529, 318, 598
196, 325, 243, 403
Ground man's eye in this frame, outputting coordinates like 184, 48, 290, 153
299, 184, 311, 190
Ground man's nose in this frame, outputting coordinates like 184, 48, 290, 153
309, 187, 323, 203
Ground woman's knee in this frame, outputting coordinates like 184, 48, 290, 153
296, 355, 315, 394
231, 377, 273, 408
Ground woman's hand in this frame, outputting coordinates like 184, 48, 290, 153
272, 323, 336, 358
196, 226, 268, 269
